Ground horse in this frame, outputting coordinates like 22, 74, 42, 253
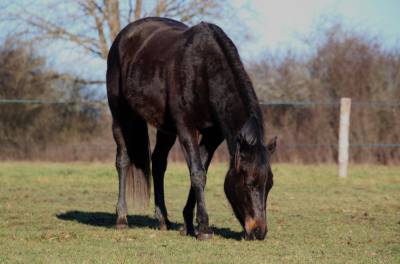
106, 17, 276, 240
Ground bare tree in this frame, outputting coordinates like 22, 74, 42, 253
0, 37, 107, 159
247, 24, 400, 164
3, 0, 226, 60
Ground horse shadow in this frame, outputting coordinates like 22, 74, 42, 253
56, 210, 242, 240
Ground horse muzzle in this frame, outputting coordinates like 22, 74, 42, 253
244, 218, 267, 240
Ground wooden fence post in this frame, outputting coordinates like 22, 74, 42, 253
338, 98, 351, 177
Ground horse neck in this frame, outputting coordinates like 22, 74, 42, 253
205, 23, 264, 154
211, 75, 264, 156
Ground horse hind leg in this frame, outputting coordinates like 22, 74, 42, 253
112, 114, 151, 229
151, 131, 176, 230
112, 120, 130, 229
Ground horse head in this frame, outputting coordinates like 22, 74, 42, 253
224, 116, 276, 240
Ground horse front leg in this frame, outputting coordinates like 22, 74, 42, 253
181, 187, 196, 236
180, 127, 223, 237
178, 128, 214, 240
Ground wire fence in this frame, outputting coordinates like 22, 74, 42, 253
1, 98, 399, 150
2, 99, 400, 107
260, 101, 400, 108
0, 99, 108, 105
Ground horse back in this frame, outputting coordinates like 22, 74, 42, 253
108, 18, 224, 133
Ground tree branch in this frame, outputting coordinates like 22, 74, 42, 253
48, 72, 105, 85
134, 0, 142, 21
86, 0, 109, 58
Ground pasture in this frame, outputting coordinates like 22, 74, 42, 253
0, 162, 399, 263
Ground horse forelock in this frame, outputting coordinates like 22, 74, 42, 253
238, 115, 264, 146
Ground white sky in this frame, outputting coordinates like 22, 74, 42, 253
230, 0, 400, 60
87, 0, 400, 81
3, 0, 398, 81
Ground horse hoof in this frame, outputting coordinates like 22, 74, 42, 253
179, 225, 195, 236
196, 231, 213, 240
159, 222, 169, 231
115, 223, 128, 229
116, 216, 128, 229
179, 227, 186, 236
155, 212, 171, 230
158, 218, 171, 231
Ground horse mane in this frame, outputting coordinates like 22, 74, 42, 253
206, 23, 264, 142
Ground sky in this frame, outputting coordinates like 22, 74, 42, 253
1, 0, 399, 81
230, 0, 400, 60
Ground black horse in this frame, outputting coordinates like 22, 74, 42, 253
106, 17, 276, 240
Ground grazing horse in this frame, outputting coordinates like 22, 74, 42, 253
106, 17, 276, 240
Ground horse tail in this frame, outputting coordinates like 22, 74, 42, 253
106, 37, 151, 210
125, 119, 151, 210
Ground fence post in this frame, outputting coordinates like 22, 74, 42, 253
338, 98, 351, 177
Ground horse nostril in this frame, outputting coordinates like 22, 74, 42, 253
245, 232, 255, 241
244, 218, 267, 240
253, 227, 266, 240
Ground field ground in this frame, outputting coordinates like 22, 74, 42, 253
0, 162, 399, 263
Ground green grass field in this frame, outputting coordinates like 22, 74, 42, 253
0, 162, 399, 263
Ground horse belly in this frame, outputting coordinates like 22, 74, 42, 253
124, 64, 168, 128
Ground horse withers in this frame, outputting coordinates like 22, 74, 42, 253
106, 17, 276, 240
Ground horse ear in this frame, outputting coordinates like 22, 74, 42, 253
238, 116, 260, 146
235, 116, 261, 171
267, 136, 277, 155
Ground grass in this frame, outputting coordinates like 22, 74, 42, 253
0, 162, 399, 263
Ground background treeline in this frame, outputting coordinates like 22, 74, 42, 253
248, 25, 400, 164
0, 39, 109, 160
0, 25, 399, 163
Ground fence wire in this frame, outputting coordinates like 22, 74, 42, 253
0, 99, 107, 105
260, 101, 400, 108
1, 98, 399, 149
279, 143, 400, 148
2, 99, 400, 107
